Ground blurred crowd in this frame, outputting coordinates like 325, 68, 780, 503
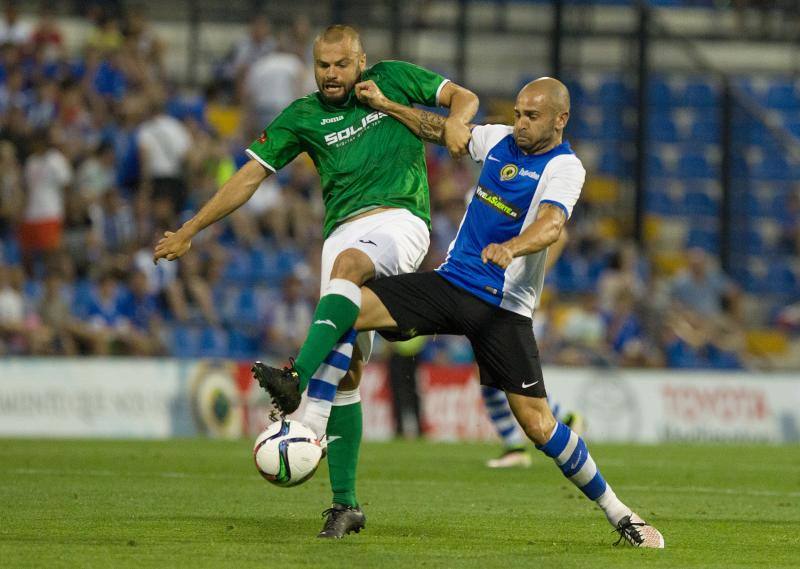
0, 3, 798, 369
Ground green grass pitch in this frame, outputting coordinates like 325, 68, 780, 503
1, 439, 798, 568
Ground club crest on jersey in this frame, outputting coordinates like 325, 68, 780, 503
258, 130, 268, 143
500, 164, 518, 181
324, 111, 387, 146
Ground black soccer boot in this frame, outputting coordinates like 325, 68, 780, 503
317, 504, 366, 539
613, 513, 665, 548
252, 360, 302, 416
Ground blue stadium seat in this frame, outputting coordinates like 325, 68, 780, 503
677, 152, 715, 179
171, 326, 201, 358
598, 77, 631, 106
199, 326, 229, 358
684, 191, 717, 216
222, 248, 252, 283
228, 328, 260, 359
690, 120, 720, 143
648, 77, 675, 107
686, 227, 718, 253
3, 238, 21, 265
765, 82, 800, 110
250, 249, 281, 282
649, 113, 679, 143
598, 150, 626, 176
232, 287, 263, 327
766, 265, 797, 294
647, 153, 668, 177
684, 80, 718, 107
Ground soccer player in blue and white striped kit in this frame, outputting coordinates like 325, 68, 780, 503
351, 77, 664, 547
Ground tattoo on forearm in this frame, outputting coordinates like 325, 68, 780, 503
418, 110, 446, 144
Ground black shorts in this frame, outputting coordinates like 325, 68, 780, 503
365, 272, 546, 398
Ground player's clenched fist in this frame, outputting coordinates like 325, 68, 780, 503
355, 80, 389, 111
153, 229, 192, 264
481, 242, 515, 269
443, 118, 471, 159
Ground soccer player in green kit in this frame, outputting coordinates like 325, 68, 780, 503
153, 25, 478, 538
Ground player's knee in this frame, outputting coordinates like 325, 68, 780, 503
330, 249, 374, 285
520, 409, 557, 446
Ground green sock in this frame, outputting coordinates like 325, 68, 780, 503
326, 398, 362, 508
294, 279, 361, 392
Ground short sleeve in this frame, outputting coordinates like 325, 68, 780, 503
468, 124, 513, 163
246, 106, 303, 172
539, 154, 586, 219
374, 60, 449, 107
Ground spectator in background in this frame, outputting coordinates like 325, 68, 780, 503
19, 129, 72, 269
386, 336, 427, 439
229, 14, 275, 84
265, 274, 312, 356
122, 6, 164, 77
85, 270, 151, 354
0, 264, 27, 353
558, 292, 608, 366
121, 269, 163, 354
37, 271, 78, 354
31, 4, 64, 63
137, 96, 191, 222
597, 241, 647, 312
88, 187, 136, 255
0, 140, 23, 238
86, 12, 123, 55
242, 34, 307, 139
0, 1, 32, 46
669, 247, 736, 317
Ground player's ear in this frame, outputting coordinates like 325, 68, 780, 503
358, 51, 366, 72
557, 110, 569, 131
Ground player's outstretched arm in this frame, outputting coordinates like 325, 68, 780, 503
153, 160, 269, 263
355, 80, 473, 148
544, 227, 568, 272
437, 81, 480, 157
481, 203, 567, 269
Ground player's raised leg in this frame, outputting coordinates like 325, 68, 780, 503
506, 393, 665, 548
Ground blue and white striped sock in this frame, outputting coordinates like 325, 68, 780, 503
537, 422, 631, 526
301, 328, 358, 438
481, 386, 526, 449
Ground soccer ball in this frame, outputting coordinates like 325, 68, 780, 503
253, 419, 323, 487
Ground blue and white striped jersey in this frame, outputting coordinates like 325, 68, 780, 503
436, 124, 585, 317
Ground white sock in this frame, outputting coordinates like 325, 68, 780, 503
596, 485, 632, 527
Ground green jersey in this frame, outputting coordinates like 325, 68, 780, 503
246, 60, 448, 238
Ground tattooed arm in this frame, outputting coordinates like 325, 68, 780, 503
355, 79, 471, 146
481, 203, 568, 269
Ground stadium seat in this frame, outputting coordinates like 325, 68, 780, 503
764, 82, 800, 110
690, 120, 720, 143
677, 152, 716, 179
171, 326, 202, 358
686, 227, 718, 253
684, 191, 718, 216
684, 80, 719, 107
228, 328, 260, 359
199, 326, 229, 358
649, 113, 679, 143
648, 77, 676, 107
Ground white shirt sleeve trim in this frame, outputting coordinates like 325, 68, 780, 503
245, 148, 277, 173
435, 78, 451, 107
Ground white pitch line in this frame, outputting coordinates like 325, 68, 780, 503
5, 468, 251, 481
618, 484, 800, 498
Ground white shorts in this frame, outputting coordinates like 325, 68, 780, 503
320, 208, 430, 362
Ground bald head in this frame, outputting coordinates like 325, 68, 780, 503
518, 77, 570, 114
512, 77, 571, 154
312, 25, 367, 104
313, 25, 363, 56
